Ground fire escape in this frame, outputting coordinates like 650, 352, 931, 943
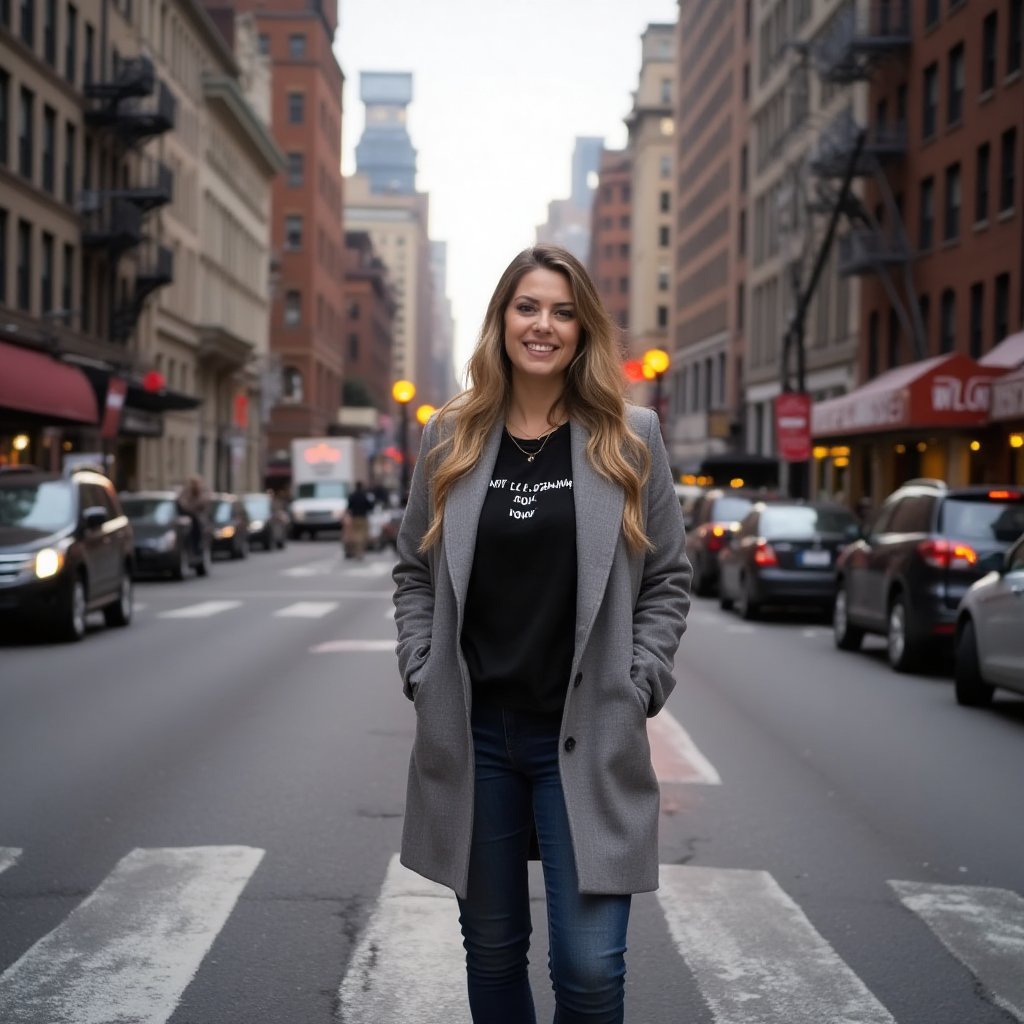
809, 0, 927, 359
82, 55, 176, 343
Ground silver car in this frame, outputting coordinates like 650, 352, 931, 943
953, 532, 1024, 706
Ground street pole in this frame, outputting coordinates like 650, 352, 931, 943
399, 401, 410, 497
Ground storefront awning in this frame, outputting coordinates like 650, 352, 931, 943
980, 330, 1024, 370
812, 353, 1007, 438
991, 366, 1024, 422
0, 341, 99, 424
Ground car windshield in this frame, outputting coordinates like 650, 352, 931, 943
0, 480, 74, 531
121, 498, 177, 525
243, 495, 271, 517
760, 506, 859, 539
940, 496, 1024, 543
711, 496, 752, 523
211, 501, 235, 524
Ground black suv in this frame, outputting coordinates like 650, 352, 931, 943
833, 479, 1024, 672
0, 466, 135, 641
687, 489, 760, 596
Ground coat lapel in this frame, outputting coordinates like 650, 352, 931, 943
571, 420, 624, 669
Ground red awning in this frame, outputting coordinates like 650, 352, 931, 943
812, 353, 1007, 439
0, 341, 99, 424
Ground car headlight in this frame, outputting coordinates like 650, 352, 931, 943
35, 548, 65, 579
248, 519, 265, 532
216, 525, 235, 539
156, 529, 177, 552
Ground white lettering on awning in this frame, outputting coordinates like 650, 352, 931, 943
812, 389, 908, 435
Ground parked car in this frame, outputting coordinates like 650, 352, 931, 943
686, 489, 759, 595
209, 493, 250, 559
120, 491, 212, 579
0, 465, 134, 641
953, 531, 1024, 707
719, 501, 861, 619
242, 492, 288, 551
833, 479, 1024, 672
674, 482, 703, 525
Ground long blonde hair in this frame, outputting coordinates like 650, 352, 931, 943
420, 244, 651, 553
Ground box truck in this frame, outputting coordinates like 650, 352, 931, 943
289, 437, 368, 540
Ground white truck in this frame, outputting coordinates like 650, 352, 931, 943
289, 437, 369, 541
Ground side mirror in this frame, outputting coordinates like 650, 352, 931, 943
83, 506, 108, 530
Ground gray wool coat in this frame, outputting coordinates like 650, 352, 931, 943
392, 404, 692, 898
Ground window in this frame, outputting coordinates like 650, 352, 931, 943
868, 312, 880, 376
737, 282, 745, 331
84, 22, 94, 85
659, 190, 670, 213
994, 272, 1010, 340
82, 134, 92, 189
19, 0, 33, 45
284, 290, 301, 326
939, 288, 956, 352
65, 3, 77, 82
62, 242, 72, 311
657, 267, 669, 291
982, 13, 998, 92
742, 62, 750, 101
42, 105, 55, 193
922, 63, 938, 138
289, 33, 306, 58
919, 294, 931, 351
348, 334, 359, 361
657, 305, 668, 329
888, 307, 901, 366
81, 255, 91, 332
619, 276, 628, 294
658, 225, 669, 247
287, 92, 304, 124
0, 70, 8, 166
919, 176, 935, 248
944, 162, 960, 240
1000, 128, 1017, 211
660, 154, 670, 179
258, 33, 269, 55
16, 218, 30, 310
18, 87, 33, 179
947, 44, 964, 123
740, 144, 748, 192
738, 209, 747, 256
660, 77, 671, 104
41, 231, 53, 312
925, 0, 940, 26
284, 214, 303, 250
282, 366, 303, 401
888, 496, 934, 534
63, 122, 75, 202
0, 209, 6, 304
975, 143, 990, 221
286, 152, 303, 187
969, 282, 984, 356
1010, 0, 1023, 74
43, 0, 56, 63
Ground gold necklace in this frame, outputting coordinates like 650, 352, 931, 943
505, 425, 556, 463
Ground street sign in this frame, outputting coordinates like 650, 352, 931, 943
775, 391, 812, 462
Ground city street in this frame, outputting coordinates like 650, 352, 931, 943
0, 540, 1022, 1024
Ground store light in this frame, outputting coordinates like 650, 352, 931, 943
834, 457, 850, 468
916, 442, 928, 453
1010, 434, 1024, 449
969, 440, 981, 452
729, 477, 745, 489
12, 434, 29, 451
812, 446, 829, 460
895, 443, 906, 454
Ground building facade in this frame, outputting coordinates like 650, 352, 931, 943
588, 147, 632, 338
536, 135, 603, 263
343, 230, 395, 415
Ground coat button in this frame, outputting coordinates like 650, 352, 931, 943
564, 737, 576, 752
573, 672, 583, 688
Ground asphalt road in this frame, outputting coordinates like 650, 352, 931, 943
0, 539, 1021, 1023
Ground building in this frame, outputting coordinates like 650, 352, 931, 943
220, 0, 345, 488
429, 240, 459, 399
588, 147, 632, 338
354, 71, 416, 195
669, 0, 752, 471
625, 24, 675, 366
536, 136, 604, 263
810, 0, 1023, 503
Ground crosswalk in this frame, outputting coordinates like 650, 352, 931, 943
1, 846, 1020, 1024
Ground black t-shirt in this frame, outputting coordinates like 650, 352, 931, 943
461, 422, 577, 714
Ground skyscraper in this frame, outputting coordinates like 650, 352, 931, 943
355, 72, 417, 195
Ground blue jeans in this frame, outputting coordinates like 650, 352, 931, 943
457, 703, 631, 1024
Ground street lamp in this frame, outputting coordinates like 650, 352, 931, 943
415, 404, 436, 426
392, 379, 416, 497
642, 348, 670, 433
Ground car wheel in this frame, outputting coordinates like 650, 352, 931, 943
832, 586, 864, 651
104, 571, 133, 627
886, 593, 920, 672
59, 574, 88, 642
737, 575, 759, 621
196, 544, 211, 577
954, 619, 995, 707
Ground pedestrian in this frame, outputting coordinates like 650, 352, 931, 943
344, 480, 374, 559
392, 243, 692, 1023
175, 474, 209, 558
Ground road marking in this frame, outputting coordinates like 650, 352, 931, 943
157, 600, 243, 619
310, 639, 396, 653
345, 560, 394, 578
133, 603, 147, 613
892, 881, 1024, 1021
658, 865, 896, 1024
725, 624, 758, 634
281, 558, 340, 578
273, 602, 339, 618
649, 709, 721, 784
338, 854, 467, 1023
0, 848, 21, 875
0, 845, 264, 1024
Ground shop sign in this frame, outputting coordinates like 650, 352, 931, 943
101, 377, 127, 439
775, 391, 812, 462
931, 375, 992, 413
991, 371, 1024, 421
813, 389, 907, 435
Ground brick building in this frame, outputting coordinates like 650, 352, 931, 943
587, 147, 632, 338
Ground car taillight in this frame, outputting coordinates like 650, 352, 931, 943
917, 538, 978, 570
707, 525, 727, 553
753, 540, 778, 567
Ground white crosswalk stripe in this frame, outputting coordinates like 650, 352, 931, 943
658, 865, 896, 1024
273, 601, 339, 618
892, 880, 1024, 1021
338, 855, 468, 1023
281, 558, 340, 578
649, 709, 721, 784
0, 848, 20, 875
0, 845, 264, 1024
157, 600, 243, 619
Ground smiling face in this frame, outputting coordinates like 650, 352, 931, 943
502, 268, 581, 386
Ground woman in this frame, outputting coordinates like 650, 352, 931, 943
393, 244, 691, 1023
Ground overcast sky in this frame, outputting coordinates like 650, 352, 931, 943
334, 0, 678, 384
